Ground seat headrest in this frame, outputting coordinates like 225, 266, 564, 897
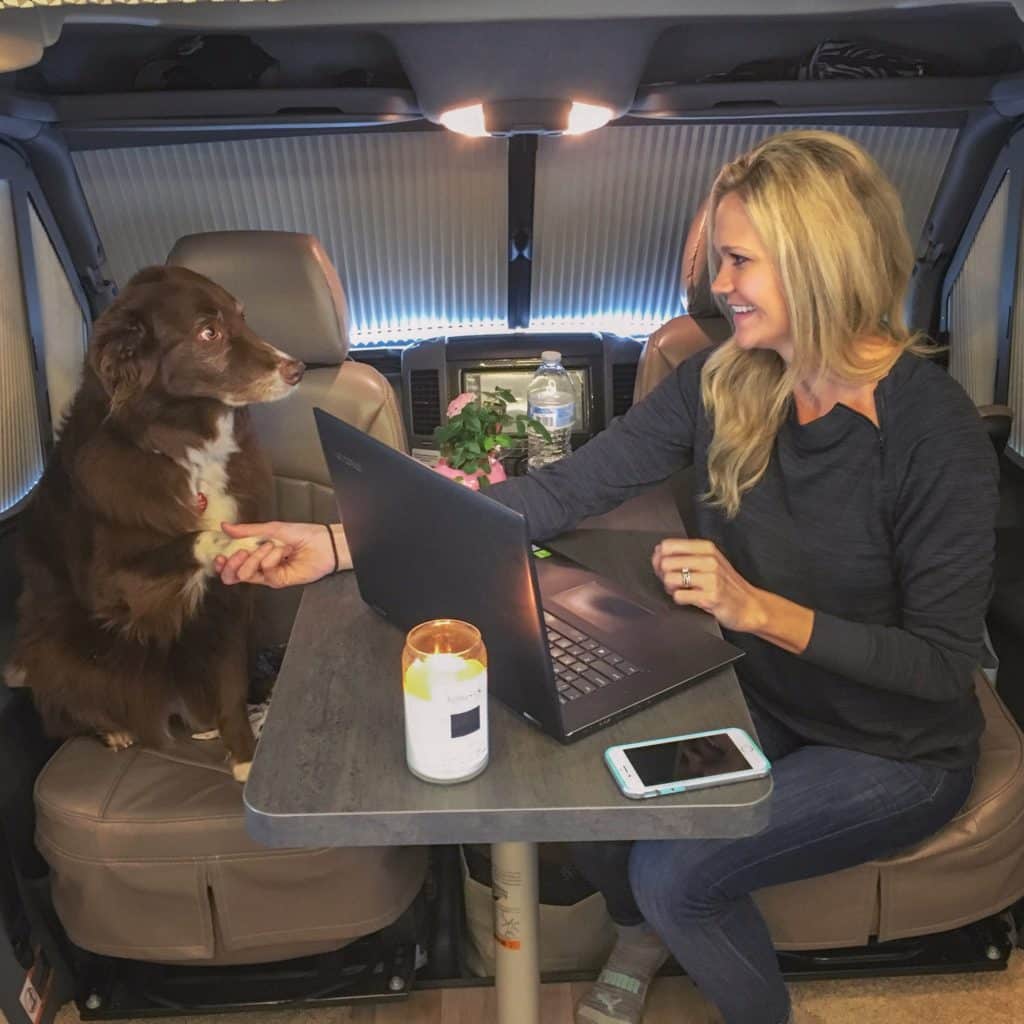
167, 231, 350, 364
679, 198, 720, 320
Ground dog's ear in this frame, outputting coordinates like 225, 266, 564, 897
89, 303, 157, 412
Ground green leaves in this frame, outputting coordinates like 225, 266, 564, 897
434, 387, 552, 470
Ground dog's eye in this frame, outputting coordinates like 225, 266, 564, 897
198, 326, 221, 343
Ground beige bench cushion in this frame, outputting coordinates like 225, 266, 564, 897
757, 674, 1024, 948
35, 735, 427, 964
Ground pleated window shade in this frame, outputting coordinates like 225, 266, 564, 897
531, 123, 957, 334
946, 173, 1010, 410
1009, 192, 1024, 461
73, 132, 509, 345
0, 180, 46, 517
28, 201, 89, 429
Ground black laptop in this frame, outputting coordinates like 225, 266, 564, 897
314, 409, 743, 742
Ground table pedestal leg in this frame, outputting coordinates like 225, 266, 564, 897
491, 841, 541, 1024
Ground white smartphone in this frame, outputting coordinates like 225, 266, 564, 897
604, 727, 771, 799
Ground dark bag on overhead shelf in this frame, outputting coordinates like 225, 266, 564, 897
700, 38, 958, 83
801, 40, 936, 80
134, 35, 280, 91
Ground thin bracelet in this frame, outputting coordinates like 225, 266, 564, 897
325, 523, 340, 574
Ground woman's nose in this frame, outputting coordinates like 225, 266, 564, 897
711, 264, 730, 297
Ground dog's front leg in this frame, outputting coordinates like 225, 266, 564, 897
93, 534, 212, 644
205, 627, 257, 782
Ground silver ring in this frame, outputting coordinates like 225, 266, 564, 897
680, 567, 692, 589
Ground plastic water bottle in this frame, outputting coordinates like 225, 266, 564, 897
527, 351, 576, 471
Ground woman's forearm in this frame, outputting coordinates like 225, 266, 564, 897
750, 589, 814, 655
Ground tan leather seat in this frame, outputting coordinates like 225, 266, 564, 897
168, 230, 406, 514
35, 736, 426, 964
33, 232, 426, 965
633, 198, 731, 404
633, 207, 1024, 949
757, 672, 1024, 948
633, 201, 731, 531
168, 230, 407, 643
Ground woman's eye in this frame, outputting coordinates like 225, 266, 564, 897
199, 326, 221, 343
730, 253, 748, 267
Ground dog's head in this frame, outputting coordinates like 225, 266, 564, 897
89, 266, 305, 413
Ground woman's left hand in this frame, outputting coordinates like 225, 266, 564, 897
652, 538, 767, 634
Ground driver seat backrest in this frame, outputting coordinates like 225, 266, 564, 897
167, 230, 407, 644
633, 198, 731, 404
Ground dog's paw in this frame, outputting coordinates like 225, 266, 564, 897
220, 536, 283, 559
231, 760, 252, 783
101, 731, 137, 751
194, 531, 283, 573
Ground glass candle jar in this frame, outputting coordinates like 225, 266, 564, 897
402, 619, 489, 784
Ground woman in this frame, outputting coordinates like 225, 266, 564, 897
216, 131, 998, 1024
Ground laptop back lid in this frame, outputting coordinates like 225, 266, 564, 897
314, 408, 562, 735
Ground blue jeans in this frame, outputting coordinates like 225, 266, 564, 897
572, 704, 974, 1024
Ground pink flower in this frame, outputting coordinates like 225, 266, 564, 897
446, 392, 477, 418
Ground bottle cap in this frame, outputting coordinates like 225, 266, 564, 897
541, 350, 561, 364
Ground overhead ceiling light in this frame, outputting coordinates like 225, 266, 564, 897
439, 103, 488, 138
565, 101, 613, 136
439, 99, 614, 138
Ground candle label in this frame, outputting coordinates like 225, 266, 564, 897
404, 654, 488, 781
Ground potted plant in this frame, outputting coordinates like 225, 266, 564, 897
433, 387, 551, 490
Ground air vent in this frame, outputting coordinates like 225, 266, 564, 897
350, 349, 402, 377
611, 363, 637, 418
410, 369, 442, 436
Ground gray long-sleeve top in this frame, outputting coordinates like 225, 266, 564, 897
490, 349, 999, 768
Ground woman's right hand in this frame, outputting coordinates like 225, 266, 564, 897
214, 521, 350, 588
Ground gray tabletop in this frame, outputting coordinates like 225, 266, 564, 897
244, 484, 773, 848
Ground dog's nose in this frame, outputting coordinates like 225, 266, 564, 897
279, 359, 305, 386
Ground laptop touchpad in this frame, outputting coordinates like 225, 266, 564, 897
550, 581, 654, 633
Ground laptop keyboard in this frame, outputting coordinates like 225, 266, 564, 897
544, 612, 641, 704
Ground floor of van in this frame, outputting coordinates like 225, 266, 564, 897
52, 952, 1023, 1023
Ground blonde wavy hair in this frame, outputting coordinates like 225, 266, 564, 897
701, 129, 928, 518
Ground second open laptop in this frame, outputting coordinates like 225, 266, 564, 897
314, 408, 744, 742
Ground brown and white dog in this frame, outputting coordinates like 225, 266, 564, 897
5, 265, 303, 781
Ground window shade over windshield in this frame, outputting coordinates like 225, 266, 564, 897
74, 132, 509, 345
530, 123, 957, 335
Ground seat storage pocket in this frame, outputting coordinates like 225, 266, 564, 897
461, 843, 615, 975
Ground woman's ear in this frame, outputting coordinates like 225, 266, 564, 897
89, 304, 156, 412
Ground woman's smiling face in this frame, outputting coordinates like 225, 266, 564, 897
711, 192, 794, 363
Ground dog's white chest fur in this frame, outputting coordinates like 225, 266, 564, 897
183, 411, 240, 532
183, 413, 246, 593
182, 414, 276, 607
